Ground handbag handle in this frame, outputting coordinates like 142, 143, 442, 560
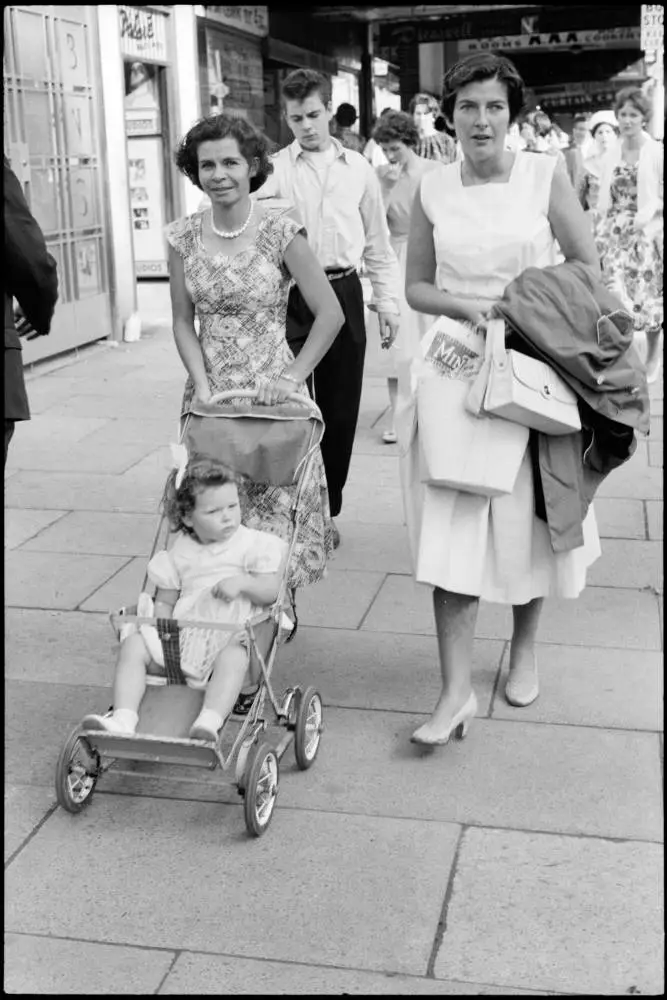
485, 318, 507, 367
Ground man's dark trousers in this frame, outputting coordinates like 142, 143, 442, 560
286, 271, 366, 518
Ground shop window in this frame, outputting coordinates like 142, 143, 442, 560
55, 19, 89, 90
13, 8, 50, 82
22, 90, 56, 157
64, 94, 94, 156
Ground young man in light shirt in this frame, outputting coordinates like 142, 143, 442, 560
256, 69, 401, 547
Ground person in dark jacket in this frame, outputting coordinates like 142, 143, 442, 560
4, 156, 58, 465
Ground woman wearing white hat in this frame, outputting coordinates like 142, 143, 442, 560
577, 111, 620, 229
595, 89, 663, 383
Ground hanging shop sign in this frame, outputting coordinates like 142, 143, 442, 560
196, 5, 269, 38
641, 6, 664, 58
118, 5, 168, 62
459, 26, 641, 55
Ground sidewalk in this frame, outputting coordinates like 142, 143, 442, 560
4, 311, 663, 996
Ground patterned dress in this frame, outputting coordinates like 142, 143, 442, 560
165, 207, 333, 588
595, 162, 663, 334
416, 132, 457, 164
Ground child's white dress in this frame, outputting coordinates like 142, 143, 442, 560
145, 526, 287, 687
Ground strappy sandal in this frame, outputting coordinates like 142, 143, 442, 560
232, 686, 260, 716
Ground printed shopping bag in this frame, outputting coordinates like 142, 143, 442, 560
416, 316, 529, 497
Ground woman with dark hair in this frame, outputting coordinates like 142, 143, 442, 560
595, 88, 663, 383
409, 92, 457, 163
167, 113, 344, 588
404, 53, 601, 745
370, 110, 436, 443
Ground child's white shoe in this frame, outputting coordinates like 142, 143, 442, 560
189, 709, 223, 743
82, 710, 138, 735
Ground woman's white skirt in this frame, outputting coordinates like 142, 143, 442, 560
399, 427, 601, 605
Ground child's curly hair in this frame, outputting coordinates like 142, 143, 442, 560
162, 457, 238, 538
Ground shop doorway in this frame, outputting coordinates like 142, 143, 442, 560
124, 59, 173, 279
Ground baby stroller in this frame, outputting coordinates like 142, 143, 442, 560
55, 390, 325, 837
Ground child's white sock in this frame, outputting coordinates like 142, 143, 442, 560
193, 708, 223, 734
110, 709, 139, 733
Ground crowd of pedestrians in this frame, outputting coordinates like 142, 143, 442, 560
5, 52, 663, 752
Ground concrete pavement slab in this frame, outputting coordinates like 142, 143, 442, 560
585, 539, 663, 591
347, 452, 403, 485
326, 520, 412, 573
276, 626, 504, 716
4, 785, 56, 863
287, 569, 387, 629
5, 609, 117, 686
4, 508, 68, 550
362, 576, 663, 649
595, 460, 663, 499
352, 425, 407, 460
5, 551, 130, 610
4, 933, 176, 995
434, 827, 664, 995
648, 441, 662, 466
79, 556, 149, 613
650, 397, 663, 416
277, 709, 663, 841
5, 470, 165, 514
335, 484, 406, 524
48, 393, 181, 422
20, 511, 158, 558
492, 645, 663, 731
159, 953, 555, 995
650, 415, 663, 440
646, 500, 663, 540
4, 414, 110, 451
5, 681, 116, 789
591, 498, 646, 539
5, 800, 460, 977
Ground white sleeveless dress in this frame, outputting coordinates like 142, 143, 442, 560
399, 153, 601, 604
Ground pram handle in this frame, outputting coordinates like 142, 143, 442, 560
206, 389, 322, 419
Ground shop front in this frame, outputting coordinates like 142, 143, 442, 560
195, 5, 267, 128
4, 4, 114, 363
119, 4, 176, 280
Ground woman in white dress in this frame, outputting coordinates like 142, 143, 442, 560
370, 110, 436, 443
404, 53, 601, 745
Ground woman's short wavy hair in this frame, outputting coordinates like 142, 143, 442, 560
174, 113, 274, 193
373, 110, 419, 149
441, 53, 526, 126
614, 87, 652, 122
408, 92, 441, 117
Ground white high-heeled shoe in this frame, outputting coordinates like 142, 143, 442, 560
410, 692, 478, 746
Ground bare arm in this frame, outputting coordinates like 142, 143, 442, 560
168, 245, 211, 401
548, 166, 601, 275
281, 232, 344, 383
154, 587, 179, 619
212, 572, 280, 606
405, 189, 489, 326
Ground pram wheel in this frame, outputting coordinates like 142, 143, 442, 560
294, 686, 323, 770
55, 728, 100, 814
243, 742, 279, 837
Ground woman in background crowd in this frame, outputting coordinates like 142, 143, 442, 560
369, 110, 436, 444
596, 88, 663, 383
577, 111, 620, 232
410, 92, 457, 163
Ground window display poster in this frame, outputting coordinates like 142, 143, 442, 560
206, 29, 264, 128
124, 60, 161, 136
127, 136, 168, 277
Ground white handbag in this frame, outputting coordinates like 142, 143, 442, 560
416, 316, 529, 497
482, 319, 581, 436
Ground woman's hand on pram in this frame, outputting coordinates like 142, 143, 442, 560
255, 374, 299, 407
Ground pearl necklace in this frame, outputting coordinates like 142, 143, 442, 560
210, 201, 254, 239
